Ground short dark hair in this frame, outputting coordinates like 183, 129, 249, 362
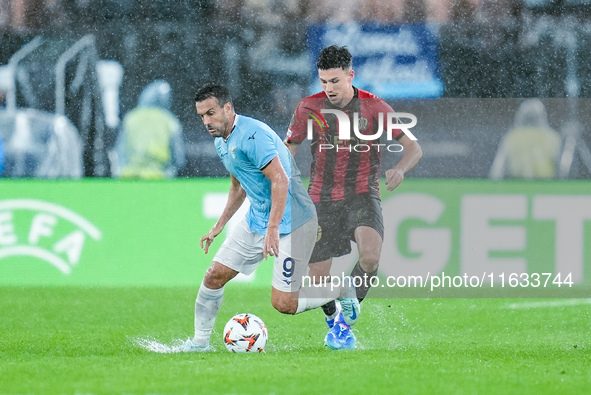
316, 45, 353, 71
194, 84, 233, 107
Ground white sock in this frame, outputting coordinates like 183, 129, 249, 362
193, 283, 224, 346
295, 296, 336, 314
295, 285, 340, 314
293, 275, 362, 315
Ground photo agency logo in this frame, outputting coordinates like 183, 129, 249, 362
304, 107, 418, 152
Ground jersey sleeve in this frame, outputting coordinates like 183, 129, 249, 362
245, 127, 279, 170
285, 100, 309, 145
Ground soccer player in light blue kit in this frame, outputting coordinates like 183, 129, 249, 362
180, 84, 357, 352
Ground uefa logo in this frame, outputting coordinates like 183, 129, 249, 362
0, 199, 102, 275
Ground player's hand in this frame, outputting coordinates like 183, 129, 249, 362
385, 168, 404, 191
200, 225, 223, 254
263, 227, 280, 259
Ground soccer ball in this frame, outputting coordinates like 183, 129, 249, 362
223, 313, 268, 353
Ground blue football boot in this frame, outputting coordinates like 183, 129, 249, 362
324, 313, 356, 350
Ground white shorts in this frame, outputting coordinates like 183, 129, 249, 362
213, 216, 318, 293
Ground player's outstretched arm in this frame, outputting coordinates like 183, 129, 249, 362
385, 135, 423, 191
200, 175, 246, 253
261, 156, 289, 259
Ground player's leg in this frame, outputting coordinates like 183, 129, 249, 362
270, 273, 355, 315
325, 209, 383, 350
270, 263, 357, 320
334, 194, 383, 328
309, 201, 352, 327
287, 213, 358, 350
187, 261, 238, 350
181, 219, 263, 352
352, 225, 382, 302
348, 194, 384, 304
271, 288, 338, 314
308, 259, 339, 326
270, 216, 342, 314
307, 259, 332, 286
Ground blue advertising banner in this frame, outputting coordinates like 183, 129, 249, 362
307, 23, 444, 98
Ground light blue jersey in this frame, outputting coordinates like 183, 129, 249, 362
214, 115, 315, 235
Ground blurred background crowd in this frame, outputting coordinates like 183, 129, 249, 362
1, 0, 591, 179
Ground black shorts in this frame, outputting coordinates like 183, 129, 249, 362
310, 193, 384, 263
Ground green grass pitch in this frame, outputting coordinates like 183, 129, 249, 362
1, 285, 590, 394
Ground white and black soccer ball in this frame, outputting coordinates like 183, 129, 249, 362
223, 313, 268, 353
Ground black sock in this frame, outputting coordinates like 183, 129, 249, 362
321, 300, 337, 317
350, 261, 378, 303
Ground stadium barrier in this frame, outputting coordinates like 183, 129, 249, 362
0, 179, 589, 296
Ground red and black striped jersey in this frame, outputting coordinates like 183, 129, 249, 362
286, 87, 402, 203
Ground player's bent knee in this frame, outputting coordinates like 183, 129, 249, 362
360, 260, 380, 273
271, 293, 298, 315
203, 261, 236, 289
272, 302, 296, 315
359, 252, 380, 271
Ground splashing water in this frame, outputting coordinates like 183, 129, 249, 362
134, 337, 189, 353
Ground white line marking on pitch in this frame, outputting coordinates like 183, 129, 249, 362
502, 299, 591, 309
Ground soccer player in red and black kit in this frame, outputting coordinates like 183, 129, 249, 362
285, 45, 422, 349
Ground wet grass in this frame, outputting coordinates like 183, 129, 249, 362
1, 286, 590, 394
